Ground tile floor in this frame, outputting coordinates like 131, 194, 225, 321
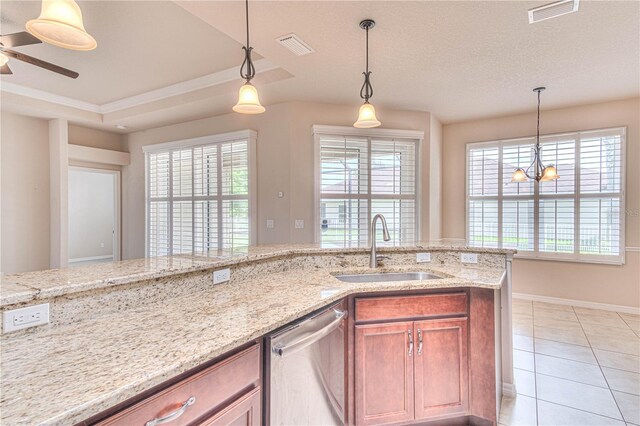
499, 299, 640, 426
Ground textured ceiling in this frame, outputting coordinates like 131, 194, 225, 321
0, 1, 245, 104
178, 0, 640, 123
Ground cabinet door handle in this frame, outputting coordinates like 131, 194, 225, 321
407, 329, 414, 357
145, 396, 196, 426
417, 329, 423, 355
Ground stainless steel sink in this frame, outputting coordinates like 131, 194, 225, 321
334, 272, 443, 283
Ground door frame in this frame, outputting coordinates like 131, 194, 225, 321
68, 166, 121, 262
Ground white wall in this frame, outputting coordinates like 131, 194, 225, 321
442, 97, 640, 308
122, 101, 435, 259
68, 169, 115, 260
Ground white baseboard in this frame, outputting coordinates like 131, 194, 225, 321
513, 292, 640, 315
502, 382, 517, 398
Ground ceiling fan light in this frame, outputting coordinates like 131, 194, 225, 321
233, 83, 265, 114
0, 53, 9, 67
540, 165, 560, 181
511, 168, 529, 183
354, 102, 381, 128
26, 0, 97, 51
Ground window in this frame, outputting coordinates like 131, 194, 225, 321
313, 125, 422, 247
466, 127, 625, 263
144, 131, 256, 257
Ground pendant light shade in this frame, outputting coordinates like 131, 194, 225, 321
233, 83, 265, 114
354, 102, 381, 128
354, 19, 381, 128
510, 87, 559, 183
234, 0, 265, 114
26, 0, 97, 51
0, 53, 9, 67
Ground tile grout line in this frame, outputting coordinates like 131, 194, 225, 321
575, 304, 627, 423
617, 311, 640, 339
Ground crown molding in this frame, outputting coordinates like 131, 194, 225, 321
0, 59, 279, 116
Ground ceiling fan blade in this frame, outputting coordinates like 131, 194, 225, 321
1, 64, 12, 75
0, 32, 42, 48
0, 48, 78, 79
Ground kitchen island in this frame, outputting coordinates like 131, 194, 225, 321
0, 244, 514, 425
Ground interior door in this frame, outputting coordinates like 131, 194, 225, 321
413, 317, 469, 420
355, 321, 414, 426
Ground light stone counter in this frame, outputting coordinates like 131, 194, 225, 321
0, 245, 513, 425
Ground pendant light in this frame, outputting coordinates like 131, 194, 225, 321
353, 19, 381, 128
26, 0, 96, 51
511, 87, 559, 183
233, 0, 265, 114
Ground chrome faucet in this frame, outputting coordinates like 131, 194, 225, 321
370, 214, 391, 268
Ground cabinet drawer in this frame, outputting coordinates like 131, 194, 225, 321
355, 293, 467, 322
96, 344, 260, 426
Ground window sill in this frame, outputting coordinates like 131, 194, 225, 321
513, 252, 625, 266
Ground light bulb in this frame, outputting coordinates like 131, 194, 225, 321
0, 53, 9, 67
26, 0, 97, 51
353, 102, 381, 128
233, 82, 265, 114
540, 165, 560, 182
511, 168, 529, 183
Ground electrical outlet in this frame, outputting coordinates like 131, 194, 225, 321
294, 220, 304, 229
461, 253, 479, 264
277, 191, 285, 198
213, 268, 231, 284
3, 303, 49, 333
266, 219, 275, 229
416, 252, 431, 263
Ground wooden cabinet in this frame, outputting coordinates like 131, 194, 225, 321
354, 294, 470, 425
414, 318, 469, 419
92, 344, 261, 426
355, 322, 414, 426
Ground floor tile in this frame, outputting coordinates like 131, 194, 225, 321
535, 326, 590, 346
515, 312, 535, 324
602, 367, 640, 395
618, 312, 640, 321
499, 395, 537, 426
578, 313, 631, 329
514, 349, 535, 371
515, 368, 536, 397
534, 338, 598, 364
613, 391, 640, 425
574, 307, 622, 318
514, 334, 534, 352
537, 400, 625, 425
536, 374, 622, 419
535, 353, 608, 387
515, 322, 534, 337
582, 323, 638, 339
588, 335, 640, 356
534, 317, 584, 332
533, 301, 575, 312
534, 308, 580, 322
594, 349, 640, 374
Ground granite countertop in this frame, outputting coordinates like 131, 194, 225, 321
0, 246, 510, 425
0, 243, 513, 306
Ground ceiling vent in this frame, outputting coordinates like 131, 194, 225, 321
528, 0, 580, 23
276, 33, 314, 56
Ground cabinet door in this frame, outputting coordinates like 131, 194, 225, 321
199, 387, 261, 426
355, 322, 414, 426
414, 318, 469, 420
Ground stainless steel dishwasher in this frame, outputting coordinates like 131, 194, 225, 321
265, 301, 347, 426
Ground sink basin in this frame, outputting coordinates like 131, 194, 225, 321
334, 272, 443, 283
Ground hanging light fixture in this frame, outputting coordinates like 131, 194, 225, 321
233, 0, 265, 114
26, 0, 97, 51
511, 87, 559, 183
353, 19, 381, 128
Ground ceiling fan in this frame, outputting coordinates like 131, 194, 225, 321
0, 31, 79, 79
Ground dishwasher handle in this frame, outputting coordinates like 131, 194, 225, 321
273, 309, 347, 358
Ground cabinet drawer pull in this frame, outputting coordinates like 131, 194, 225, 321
407, 329, 413, 356
417, 329, 423, 355
145, 396, 196, 426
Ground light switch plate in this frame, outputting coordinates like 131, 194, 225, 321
416, 253, 431, 263
213, 268, 231, 284
277, 191, 285, 198
294, 220, 304, 229
461, 253, 479, 264
3, 303, 49, 333
266, 219, 275, 229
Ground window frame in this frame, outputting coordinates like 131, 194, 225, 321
312, 125, 424, 246
465, 126, 626, 265
143, 130, 257, 257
